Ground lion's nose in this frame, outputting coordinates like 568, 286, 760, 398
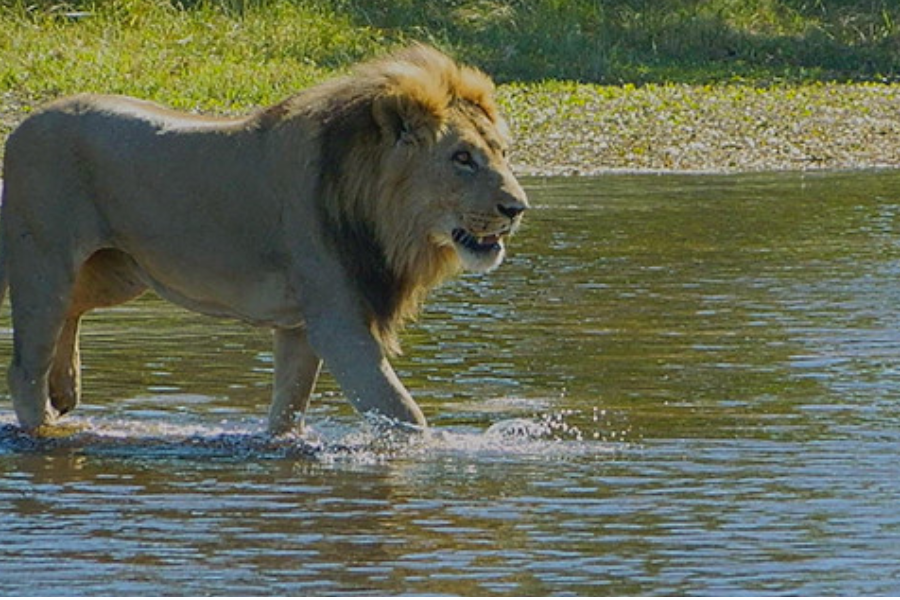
497, 201, 527, 220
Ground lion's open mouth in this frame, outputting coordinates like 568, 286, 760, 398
452, 228, 503, 254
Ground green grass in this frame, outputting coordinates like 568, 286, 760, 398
321, 0, 900, 83
2, 0, 898, 114
0, 0, 388, 113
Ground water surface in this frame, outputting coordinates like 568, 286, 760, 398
2, 171, 899, 595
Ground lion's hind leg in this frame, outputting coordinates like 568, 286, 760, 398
6, 241, 80, 430
47, 249, 148, 417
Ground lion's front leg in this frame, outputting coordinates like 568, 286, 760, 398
268, 327, 322, 436
307, 318, 428, 431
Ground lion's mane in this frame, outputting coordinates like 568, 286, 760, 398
252, 45, 504, 354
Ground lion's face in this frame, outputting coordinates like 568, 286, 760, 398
364, 48, 527, 284
411, 106, 529, 273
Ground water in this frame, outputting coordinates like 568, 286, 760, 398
2, 171, 900, 595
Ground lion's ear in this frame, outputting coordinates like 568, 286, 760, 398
372, 92, 443, 146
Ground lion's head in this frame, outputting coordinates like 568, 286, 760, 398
275, 44, 529, 351
398, 109, 528, 276
365, 46, 528, 276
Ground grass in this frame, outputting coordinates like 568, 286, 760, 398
330, 0, 900, 83
1, 0, 899, 172
0, 0, 388, 113
3, 0, 899, 111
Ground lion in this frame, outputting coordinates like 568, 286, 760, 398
0, 44, 528, 435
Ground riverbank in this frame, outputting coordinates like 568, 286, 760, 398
499, 81, 900, 175
2, 81, 899, 176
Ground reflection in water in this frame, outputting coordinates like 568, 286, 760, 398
2, 172, 900, 594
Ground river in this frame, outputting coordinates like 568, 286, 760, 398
2, 171, 899, 594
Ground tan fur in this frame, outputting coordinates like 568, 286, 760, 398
0, 44, 528, 434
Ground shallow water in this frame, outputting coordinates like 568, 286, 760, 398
2, 171, 900, 595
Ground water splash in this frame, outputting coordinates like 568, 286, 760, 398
0, 404, 624, 464
486, 410, 595, 441
0, 418, 320, 460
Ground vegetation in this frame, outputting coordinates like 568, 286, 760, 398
0, 0, 384, 113
327, 0, 900, 84
3, 0, 898, 106
1, 0, 899, 172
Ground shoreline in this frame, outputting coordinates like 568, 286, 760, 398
498, 82, 900, 177
2, 82, 900, 176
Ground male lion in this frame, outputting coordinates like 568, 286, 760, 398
0, 44, 528, 434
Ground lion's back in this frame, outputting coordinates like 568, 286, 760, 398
5, 94, 239, 177
7, 94, 160, 150
3, 95, 254, 220
4, 96, 162, 195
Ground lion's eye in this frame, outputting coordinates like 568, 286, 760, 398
452, 150, 477, 171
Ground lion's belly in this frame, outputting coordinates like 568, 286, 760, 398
133, 253, 306, 328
